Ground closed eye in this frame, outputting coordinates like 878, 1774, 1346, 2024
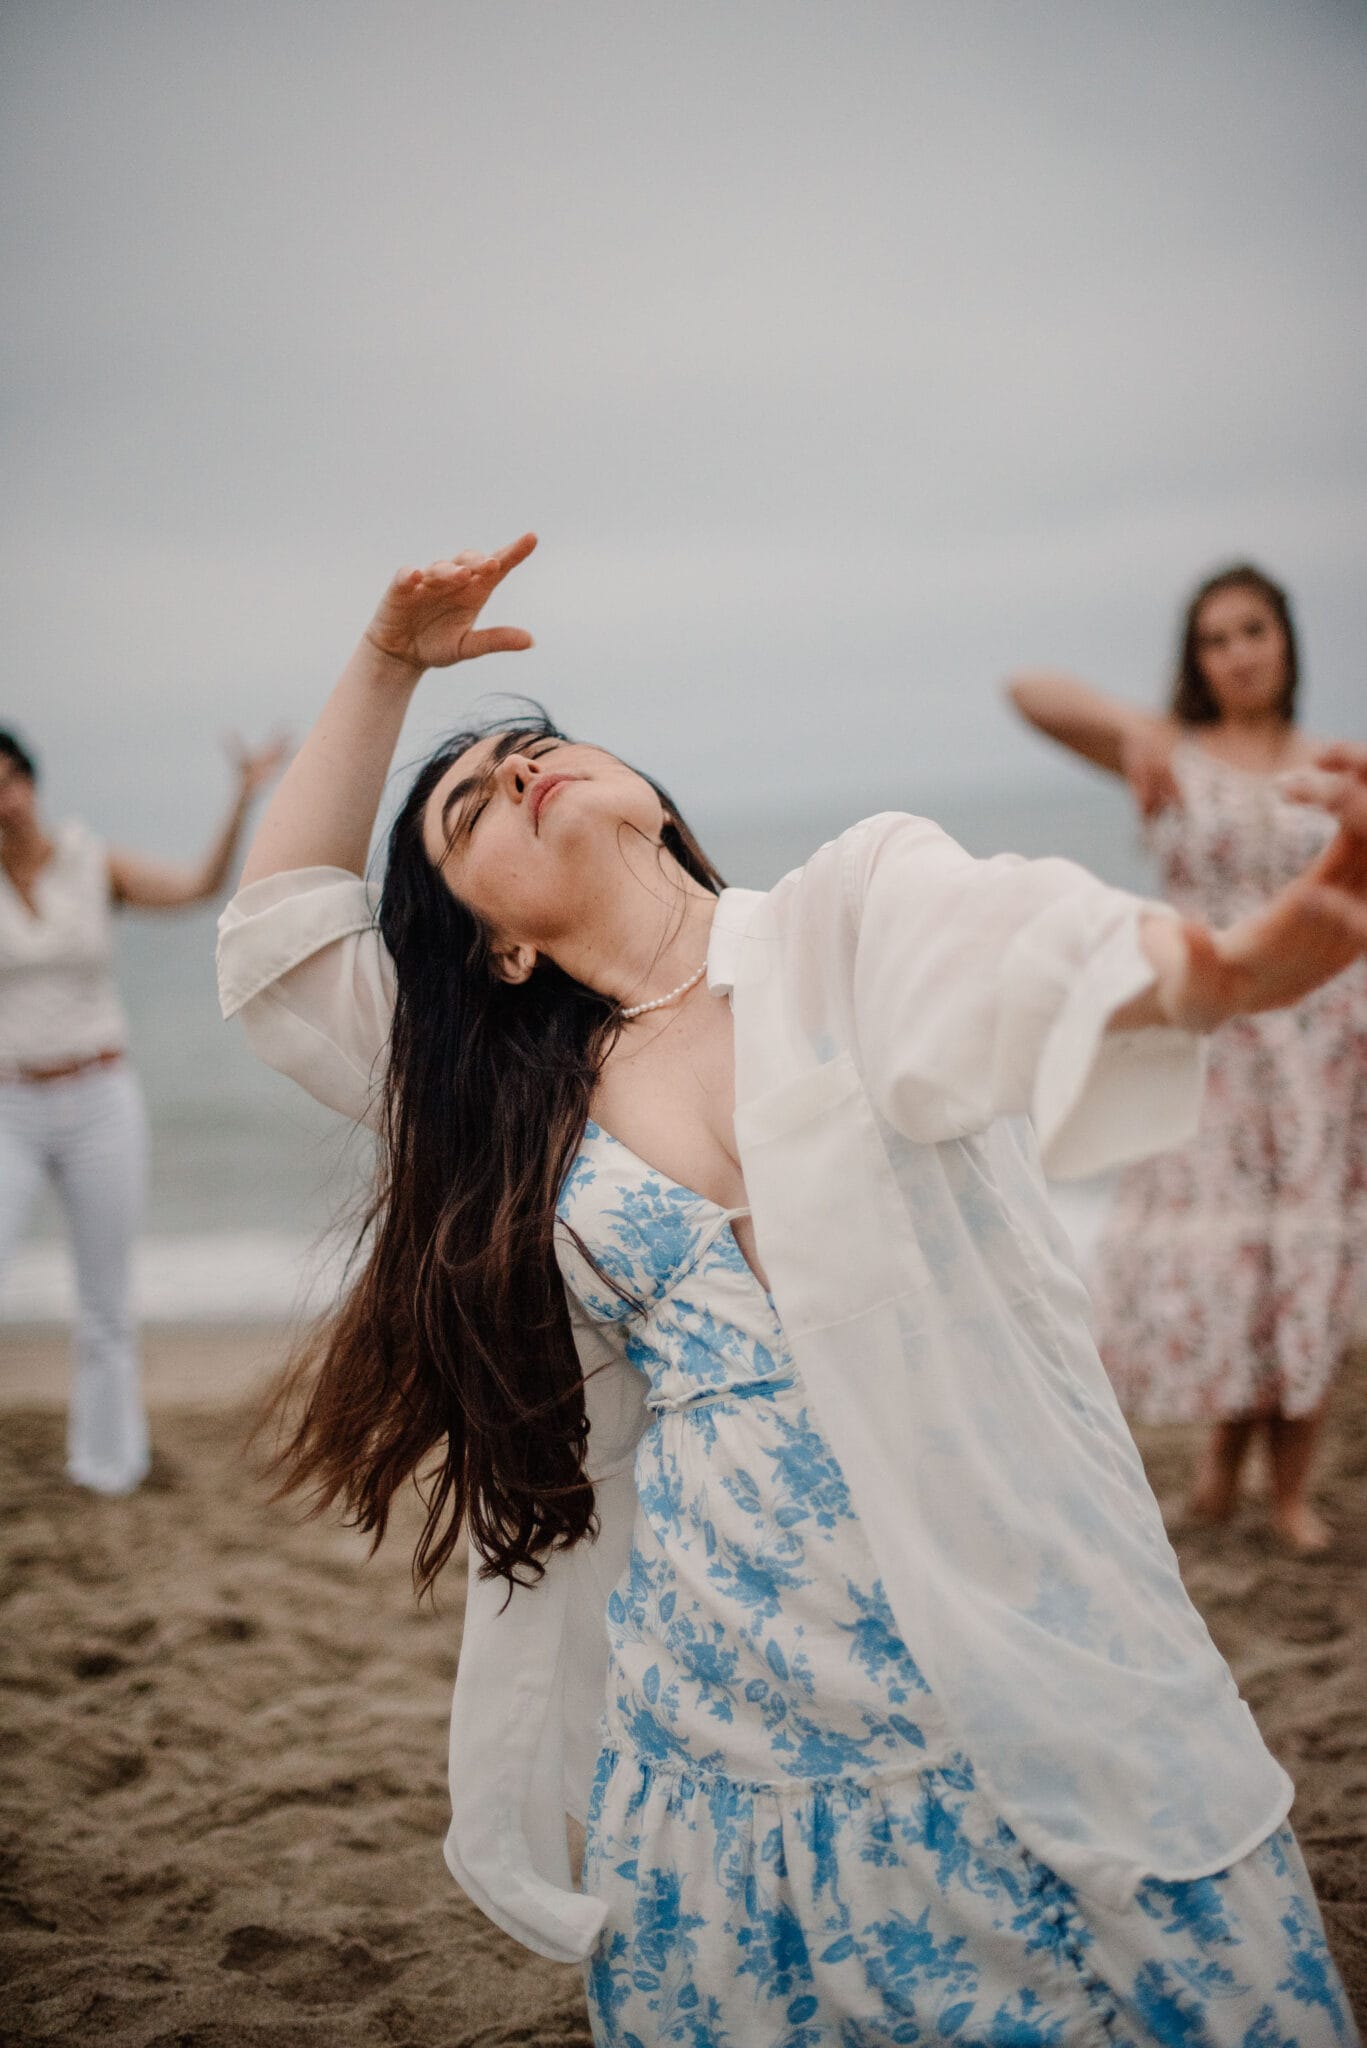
459, 740, 562, 835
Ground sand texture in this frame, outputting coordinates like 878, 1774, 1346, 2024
1, 1329, 1364, 2045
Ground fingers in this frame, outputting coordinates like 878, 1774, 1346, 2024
1312, 742, 1367, 776
462, 626, 535, 660
434, 533, 537, 582
493, 531, 538, 572
1277, 768, 1333, 804
419, 558, 485, 586
416, 556, 502, 592
1280, 769, 1367, 836
392, 558, 485, 590
395, 535, 536, 597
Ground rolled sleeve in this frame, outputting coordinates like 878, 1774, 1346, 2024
215, 867, 394, 1127
1032, 907, 1205, 1180
848, 814, 1205, 1176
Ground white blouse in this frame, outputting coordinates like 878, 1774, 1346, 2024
217, 811, 1291, 1962
0, 822, 128, 1066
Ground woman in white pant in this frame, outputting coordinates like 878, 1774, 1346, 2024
0, 726, 285, 1494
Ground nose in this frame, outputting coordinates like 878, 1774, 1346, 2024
497, 752, 542, 803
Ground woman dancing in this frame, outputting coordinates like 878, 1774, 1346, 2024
1009, 565, 1367, 1553
0, 725, 286, 1494
218, 537, 1362, 2045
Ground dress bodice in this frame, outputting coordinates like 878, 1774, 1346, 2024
1145, 741, 1335, 926
554, 1118, 940, 1790
555, 1121, 794, 1413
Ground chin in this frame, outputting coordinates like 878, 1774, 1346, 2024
1221, 684, 1280, 714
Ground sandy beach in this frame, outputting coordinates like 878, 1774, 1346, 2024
2, 1325, 1363, 2045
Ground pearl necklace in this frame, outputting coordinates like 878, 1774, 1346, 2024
620, 961, 708, 1019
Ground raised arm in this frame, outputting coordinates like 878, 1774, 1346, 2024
217, 537, 538, 1128
107, 735, 289, 909
847, 792, 1367, 1180
1005, 668, 1181, 819
238, 534, 538, 889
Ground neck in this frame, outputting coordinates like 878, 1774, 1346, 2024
1219, 708, 1287, 735
0, 814, 52, 868
545, 836, 717, 1011
1211, 709, 1295, 760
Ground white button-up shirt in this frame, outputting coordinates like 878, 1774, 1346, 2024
217, 812, 1291, 1962
0, 822, 128, 1066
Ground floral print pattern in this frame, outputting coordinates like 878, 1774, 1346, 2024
557, 1122, 1354, 2044
1093, 744, 1367, 1424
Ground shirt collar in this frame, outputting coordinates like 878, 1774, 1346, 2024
706, 886, 767, 996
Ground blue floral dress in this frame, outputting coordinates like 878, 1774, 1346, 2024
557, 1122, 1354, 2048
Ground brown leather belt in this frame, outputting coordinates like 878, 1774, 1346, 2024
0, 1047, 125, 1085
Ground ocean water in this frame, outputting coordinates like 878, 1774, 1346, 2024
1, 781, 1149, 1321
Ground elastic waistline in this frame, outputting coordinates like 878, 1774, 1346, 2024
594, 1728, 969, 1801
648, 1374, 796, 1416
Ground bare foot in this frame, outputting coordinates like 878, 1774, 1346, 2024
1271, 1502, 1332, 1555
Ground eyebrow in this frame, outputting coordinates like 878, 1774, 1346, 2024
439, 773, 483, 839
436, 730, 552, 843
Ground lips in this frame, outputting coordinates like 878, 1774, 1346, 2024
529, 774, 573, 829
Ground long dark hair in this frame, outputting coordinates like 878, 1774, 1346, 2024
264, 710, 724, 1596
1169, 563, 1300, 726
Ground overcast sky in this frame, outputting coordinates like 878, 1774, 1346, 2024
3, 1, 1364, 858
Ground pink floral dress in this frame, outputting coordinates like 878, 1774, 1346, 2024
1092, 742, 1367, 1424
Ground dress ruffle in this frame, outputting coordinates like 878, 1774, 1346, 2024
584, 1741, 1350, 2047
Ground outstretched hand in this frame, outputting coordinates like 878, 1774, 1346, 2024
364, 534, 538, 675
1151, 766, 1367, 1027
226, 729, 292, 799
1279, 745, 1367, 947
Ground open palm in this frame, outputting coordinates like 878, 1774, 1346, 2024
365, 533, 538, 673
1170, 808, 1367, 1026
226, 729, 292, 798
1279, 747, 1367, 945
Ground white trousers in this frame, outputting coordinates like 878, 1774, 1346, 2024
0, 1064, 149, 1493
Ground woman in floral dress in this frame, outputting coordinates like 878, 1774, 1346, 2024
218, 536, 1367, 2042
557, 1122, 1350, 2042
1010, 563, 1367, 1552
